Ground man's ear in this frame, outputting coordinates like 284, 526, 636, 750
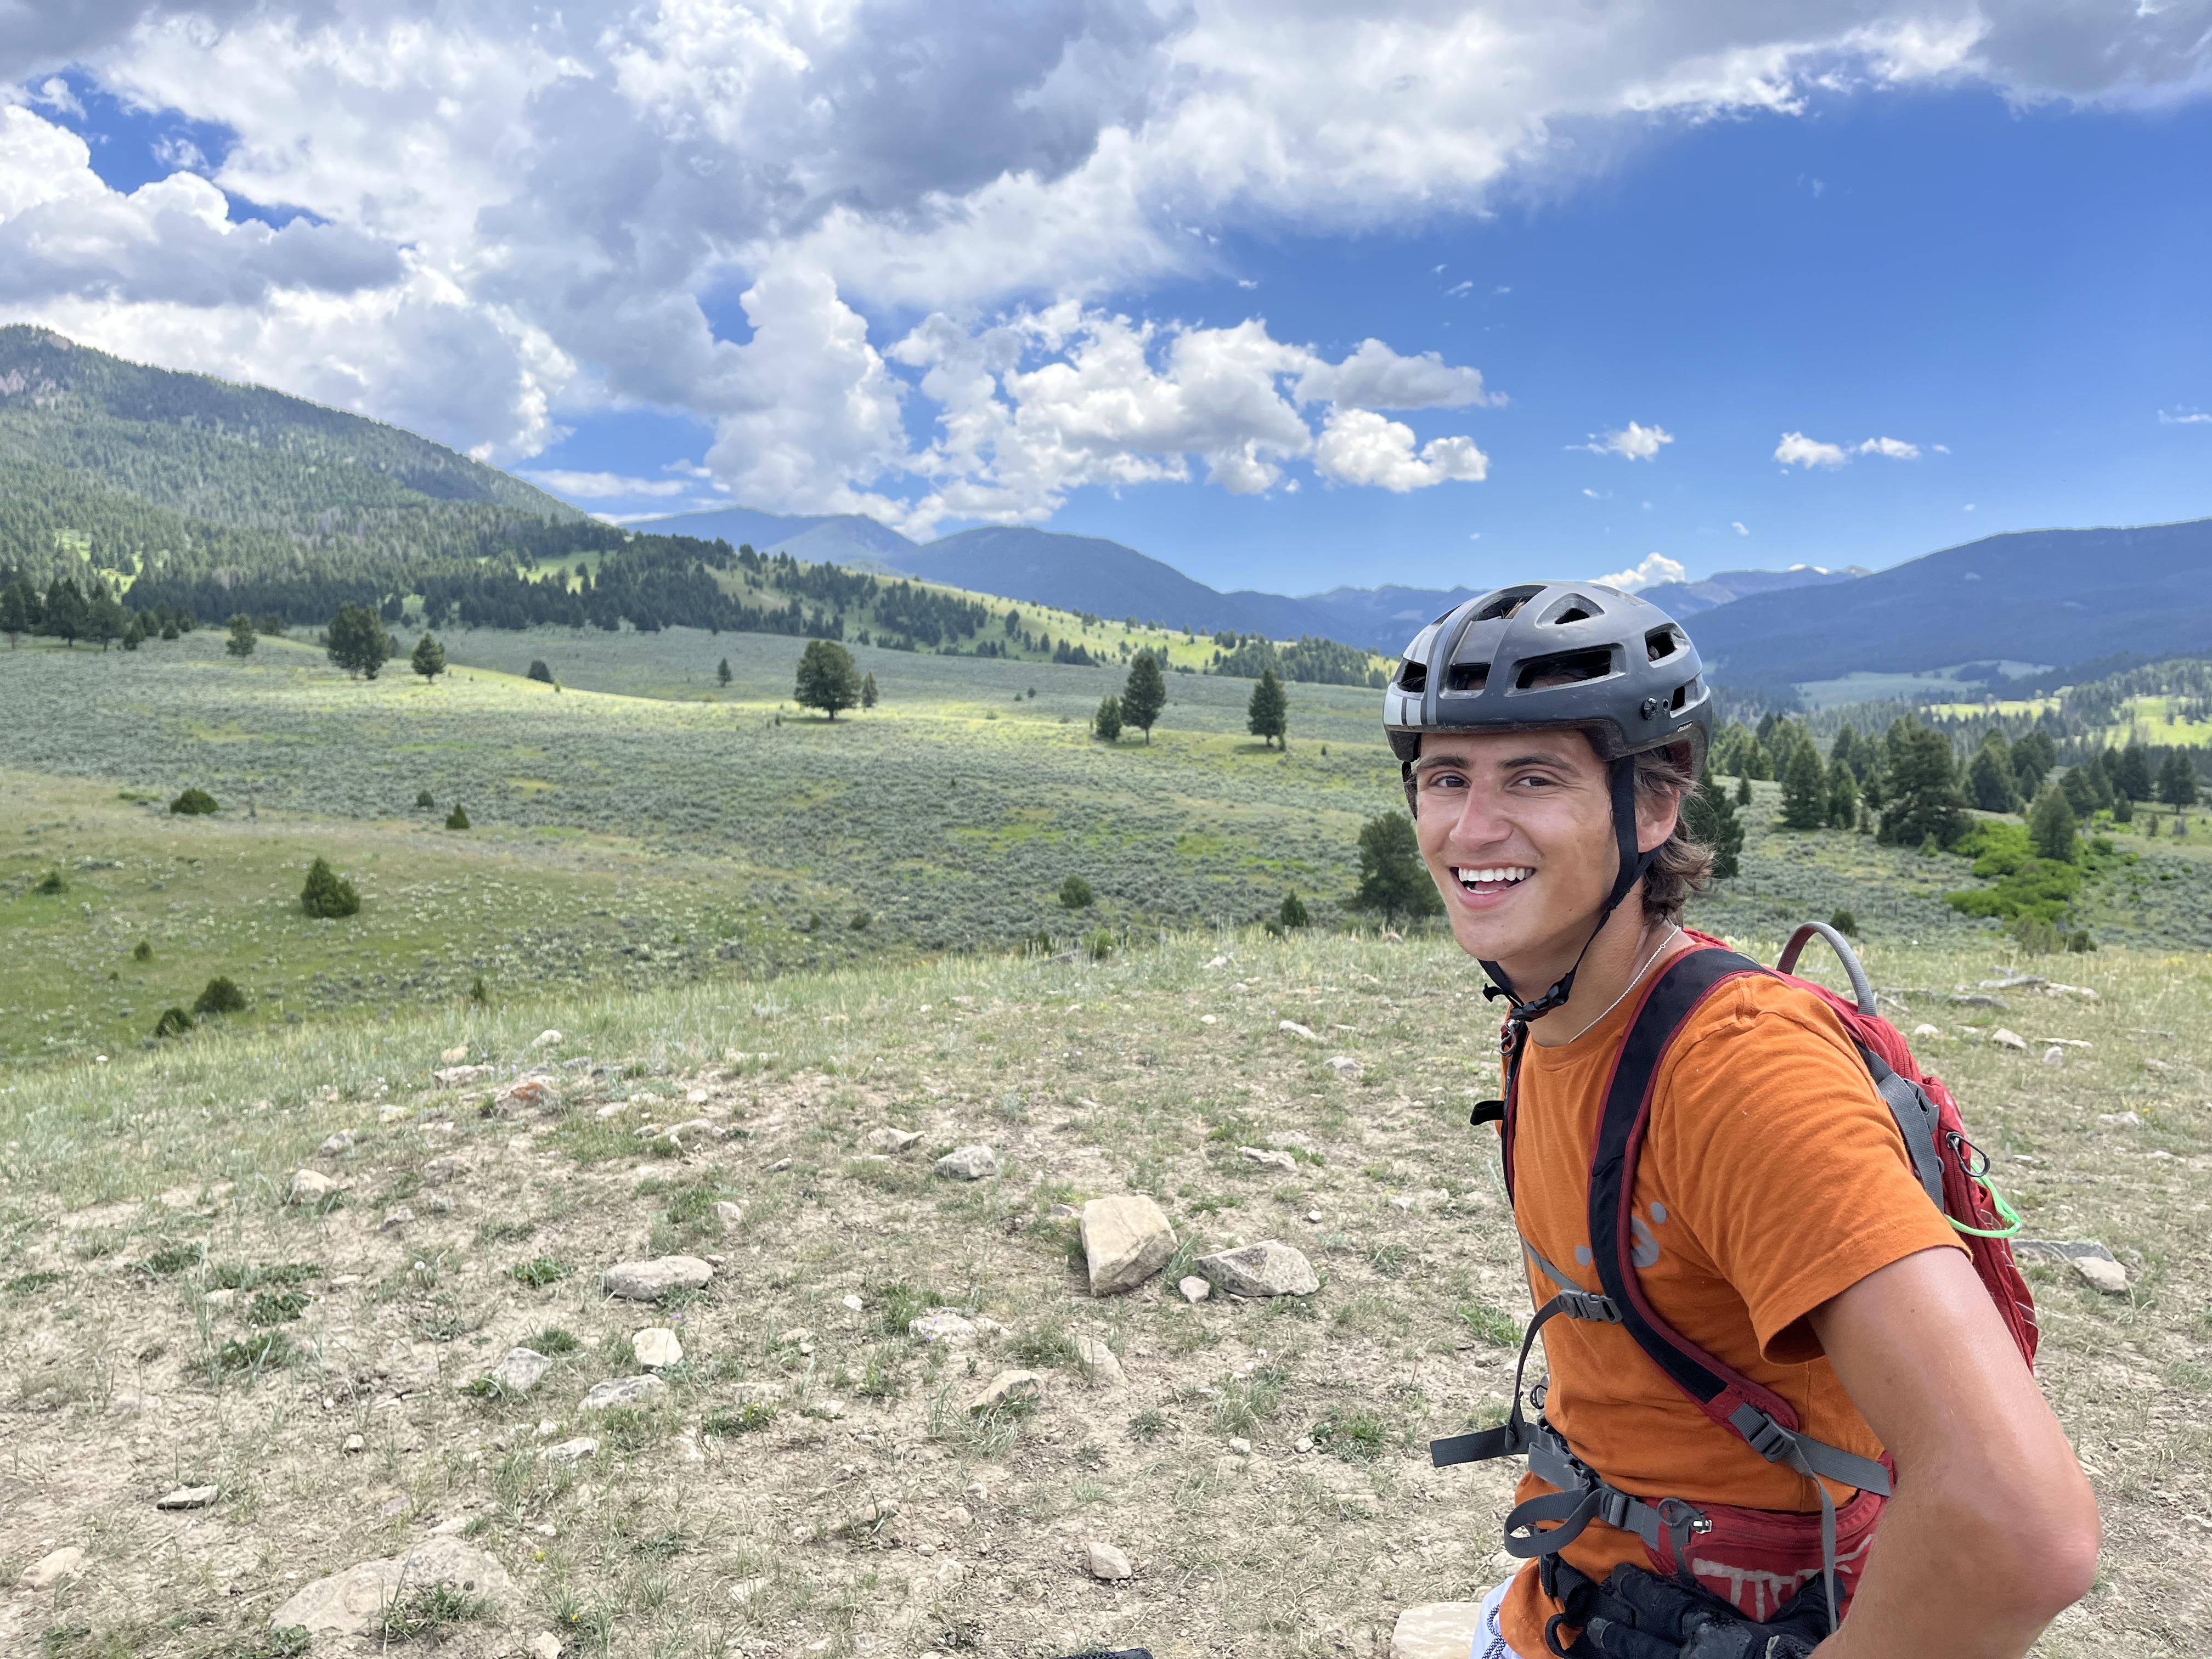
1635, 783, 1683, 855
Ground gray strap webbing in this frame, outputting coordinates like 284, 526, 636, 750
1869, 1059, 1947, 1212
1521, 1236, 1622, 1324
1728, 1403, 1891, 1634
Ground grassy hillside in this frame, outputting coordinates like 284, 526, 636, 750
0, 930, 2204, 1656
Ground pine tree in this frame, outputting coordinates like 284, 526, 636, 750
42, 578, 86, 647
1093, 695, 1123, 742
1780, 737, 1827, 829
85, 591, 126, 650
0, 582, 26, 648
122, 613, 144, 651
300, 856, 362, 918
446, 804, 471, 830
2010, 729, 2056, 797
1734, 773, 1752, 807
861, 672, 878, 709
1246, 668, 1288, 749
2115, 743, 2153, 802
2029, 786, 2078, 864
1877, 718, 1970, 849
1279, 890, 1310, 928
325, 603, 391, 679
2158, 749, 2200, 808
716, 657, 732, 687
1966, 731, 2020, 812
1120, 650, 1166, 743
1682, 768, 1744, 879
1825, 754, 1860, 829
1355, 811, 1441, 926
225, 614, 257, 658
411, 631, 445, 680
527, 659, 554, 684
793, 639, 861, 719
1828, 724, 1863, 781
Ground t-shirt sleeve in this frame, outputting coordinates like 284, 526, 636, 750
1655, 984, 1966, 1365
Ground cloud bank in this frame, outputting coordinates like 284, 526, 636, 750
3, 0, 2203, 524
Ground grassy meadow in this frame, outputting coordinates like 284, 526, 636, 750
0, 927, 2207, 1657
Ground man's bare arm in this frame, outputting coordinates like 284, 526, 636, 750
1807, 1246, 2100, 1657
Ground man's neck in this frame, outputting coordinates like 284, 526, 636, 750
1503, 899, 1683, 1048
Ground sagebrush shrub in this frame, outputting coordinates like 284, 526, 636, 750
170, 787, 218, 815
194, 977, 247, 1017
300, 857, 361, 919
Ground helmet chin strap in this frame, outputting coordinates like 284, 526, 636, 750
1481, 756, 1657, 1024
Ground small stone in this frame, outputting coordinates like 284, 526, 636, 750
934, 1144, 1002, 1181
498, 1077, 556, 1113
1080, 1194, 1178, 1295
379, 1205, 415, 1232
2017, 1239, 2130, 1295
731, 1576, 772, 1605
848, 1499, 901, 1530
1327, 1055, 1362, 1076
2041, 1045, 2066, 1066
2072, 1256, 2129, 1294
20, 1546, 86, 1590
1991, 1028, 2029, 1052
285, 1169, 338, 1205
1178, 1276, 1211, 1304
424, 1195, 455, 1216
1278, 1020, 1318, 1041
343, 1434, 365, 1453
1294, 1435, 1314, 1453
1197, 1240, 1320, 1297
268, 1538, 516, 1638
318, 1131, 356, 1157
1200, 1014, 1217, 1025
715, 1201, 744, 1225
532, 1029, 564, 1049
439, 1044, 470, 1064
423, 1156, 462, 1184
945, 1504, 973, 1527
1237, 1145, 1297, 1172
1227, 1436, 1251, 1457
968, 1369, 1042, 1412
866, 1126, 923, 1153
432, 1063, 495, 1087
156, 1485, 219, 1510
580, 1374, 670, 1411
841, 1293, 864, 1312
909, 1309, 975, 1345
778, 1325, 814, 1345
486, 1347, 554, 1395
205, 1288, 236, 1308
1391, 1602, 1491, 1659
1305, 1210, 1323, 1223
633, 1328, 683, 1368
541, 1437, 599, 1464
601, 1256, 714, 1301
2097, 1111, 2141, 1127
1075, 1333, 1126, 1386
529, 1633, 564, 1659
1912, 1024, 1944, 1039
1086, 1541, 1133, 1581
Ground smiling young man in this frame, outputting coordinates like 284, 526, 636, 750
1383, 584, 2098, 1659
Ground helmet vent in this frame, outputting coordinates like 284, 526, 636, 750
1671, 681, 1689, 712
1445, 662, 1489, 693
1514, 647, 1615, 690
1396, 659, 1427, 694
1538, 591, 1604, 627
1645, 627, 1685, 663
1474, 586, 1541, 622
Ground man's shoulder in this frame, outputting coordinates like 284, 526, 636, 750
1666, 957, 1864, 1058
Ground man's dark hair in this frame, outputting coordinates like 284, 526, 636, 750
1632, 741, 1714, 924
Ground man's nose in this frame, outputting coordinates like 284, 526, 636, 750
1440, 787, 1513, 849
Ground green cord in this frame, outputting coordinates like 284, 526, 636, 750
1949, 1175, 2023, 1240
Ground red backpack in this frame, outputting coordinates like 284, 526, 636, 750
1432, 923, 2038, 1638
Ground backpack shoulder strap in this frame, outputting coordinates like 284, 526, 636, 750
1585, 946, 1815, 1442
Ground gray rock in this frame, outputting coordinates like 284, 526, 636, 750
1086, 1541, 1133, 1580
486, 1347, 554, 1395
379, 1205, 415, 1232
909, 1310, 975, 1345
541, 1437, 598, 1464
934, 1144, 1002, 1181
20, 1547, 86, 1590
317, 1132, 356, 1158
580, 1374, 670, 1411
1391, 1603, 1491, 1659
632, 1328, 682, 1368
1237, 1146, 1297, 1172
1278, 1020, 1318, 1041
968, 1369, 1042, 1412
267, 1537, 516, 1638
155, 1485, 218, 1510
1990, 1028, 2029, 1051
866, 1126, 923, 1153
1197, 1240, 1319, 1297
1080, 1194, 1177, 1295
601, 1256, 714, 1301
422, 1156, 462, 1185
2096, 1111, 2141, 1127
2016, 1239, 2129, 1295
714, 1200, 744, 1225
1177, 1276, 1211, 1304
285, 1169, 338, 1206
432, 1063, 496, 1087
1075, 1333, 1126, 1387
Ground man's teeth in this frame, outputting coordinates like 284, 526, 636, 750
1458, 866, 1533, 887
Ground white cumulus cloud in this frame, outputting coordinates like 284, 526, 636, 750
1774, 431, 1852, 468
1856, 435, 1920, 458
1583, 420, 1674, 460
1595, 554, 1689, 592
1313, 408, 1490, 493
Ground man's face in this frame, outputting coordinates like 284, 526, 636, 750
1410, 728, 1657, 967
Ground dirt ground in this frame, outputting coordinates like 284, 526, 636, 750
1, 933, 2206, 1656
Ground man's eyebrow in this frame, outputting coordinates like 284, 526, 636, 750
1413, 748, 1574, 772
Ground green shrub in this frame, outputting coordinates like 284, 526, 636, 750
1059, 874, 1094, 910
532, 1325, 581, 1355
193, 977, 247, 1018
1828, 909, 1858, 936
703, 1403, 775, 1436
132, 938, 153, 962
153, 1006, 194, 1039
509, 1257, 572, 1288
33, 869, 65, 894
382, 1582, 496, 1643
300, 857, 361, 919
170, 787, 218, 815
446, 804, 471, 830
527, 659, 554, 684
140, 1243, 206, 1276
1279, 890, 1309, 928
1087, 928, 1114, 961
850, 910, 872, 930
416, 788, 436, 808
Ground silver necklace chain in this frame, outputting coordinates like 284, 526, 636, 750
1561, 922, 1681, 1042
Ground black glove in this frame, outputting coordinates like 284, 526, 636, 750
1562, 1564, 1830, 1659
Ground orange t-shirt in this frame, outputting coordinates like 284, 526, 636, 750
1497, 959, 1964, 1658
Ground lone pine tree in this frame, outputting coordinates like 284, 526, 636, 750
793, 639, 861, 719
325, 603, 391, 679
1093, 694, 1123, 742
1246, 667, 1288, 749
716, 657, 732, 687
225, 614, 257, 658
411, 631, 445, 681
1119, 650, 1166, 743
861, 671, 878, 709
300, 857, 361, 919
1780, 737, 1827, 830
1355, 811, 1441, 927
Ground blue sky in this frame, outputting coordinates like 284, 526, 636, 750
7, 2, 2209, 598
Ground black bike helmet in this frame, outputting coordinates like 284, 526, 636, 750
1382, 580, 1714, 1023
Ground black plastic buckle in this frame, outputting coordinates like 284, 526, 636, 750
1556, 1289, 1622, 1323
1657, 1496, 1712, 1537
1596, 1488, 1635, 1532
